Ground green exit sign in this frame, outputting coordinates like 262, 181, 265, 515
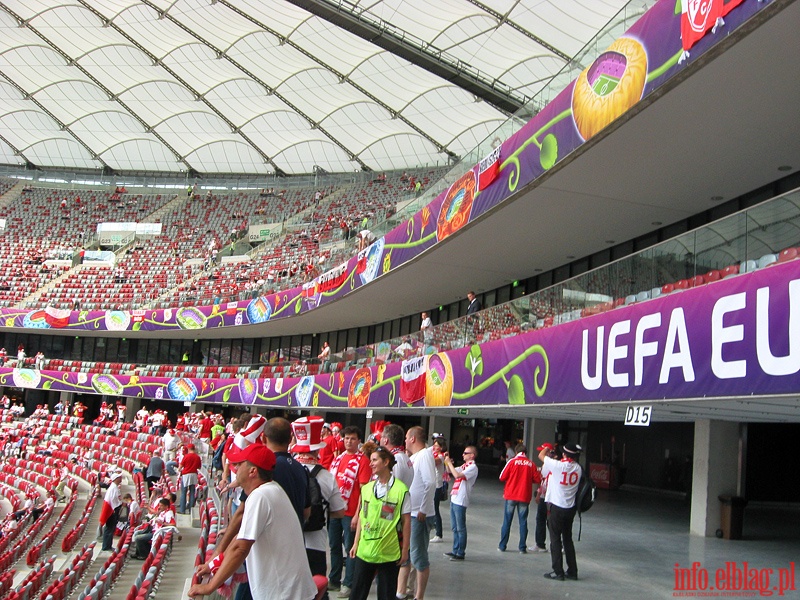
457, 408, 469, 416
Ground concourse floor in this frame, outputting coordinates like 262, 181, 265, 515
417, 469, 798, 600
153, 467, 798, 600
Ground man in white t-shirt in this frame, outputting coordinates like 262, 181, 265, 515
443, 445, 478, 561
420, 312, 433, 345
402, 426, 437, 599
162, 429, 180, 463
135, 408, 149, 431
189, 442, 316, 600
539, 443, 582, 582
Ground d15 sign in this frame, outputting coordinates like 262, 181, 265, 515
624, 405, 652, 426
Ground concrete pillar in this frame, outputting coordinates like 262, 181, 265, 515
125, 396, 142, 422
690, 419, 741, 537
524, 418, 557, 458
427, 414, 453, 442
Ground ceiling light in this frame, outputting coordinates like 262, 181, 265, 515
651, 221, 662, 226
710, 196, 723, 201
778, 165, 792, 171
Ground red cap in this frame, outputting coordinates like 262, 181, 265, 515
537, 443, 555, 452
228, 442, 276, 472
185, 443, 195, 450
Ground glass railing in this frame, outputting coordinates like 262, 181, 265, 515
20, 186, 800, 373
330, 187, 800, 370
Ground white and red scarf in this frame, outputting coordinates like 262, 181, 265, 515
331, 451, 364, 501
451, 460, 475, 495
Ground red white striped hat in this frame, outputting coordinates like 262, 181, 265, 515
226, 414, 267, 462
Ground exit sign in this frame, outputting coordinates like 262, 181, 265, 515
457, 408, 469, 416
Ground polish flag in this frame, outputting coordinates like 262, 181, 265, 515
680, 0, 745, 52
477, 147, 501, 191
99, 499, 114, 525
399, 356, 426, 404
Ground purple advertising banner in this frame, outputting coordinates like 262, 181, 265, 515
0, 0, 772, 333
2, 260, 797, 407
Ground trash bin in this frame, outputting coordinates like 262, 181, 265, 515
717, 495, 747, 539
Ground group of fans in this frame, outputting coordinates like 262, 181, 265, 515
181, 414, 466, 600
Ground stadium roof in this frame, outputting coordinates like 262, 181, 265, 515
0, 0, 631, 175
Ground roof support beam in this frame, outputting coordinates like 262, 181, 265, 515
0, 69, 110, 170
0, 2, 186, 172
284, 0, 529, 115
215, 0, 457, 163
462, 0, 573, 63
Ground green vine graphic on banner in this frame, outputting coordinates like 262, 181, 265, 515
453, 343, 549, 403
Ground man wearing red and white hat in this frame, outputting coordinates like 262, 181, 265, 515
330, 422, 345, 454
197, 414, 267, 600
291, 416, 346, 597
188, 442, 317, 600
163, 428, 180, 463
100, 470, 123, 551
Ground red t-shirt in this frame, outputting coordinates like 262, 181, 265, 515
180, 452, 202, 475
198, 417, 212, 439
318, 435, 338, 469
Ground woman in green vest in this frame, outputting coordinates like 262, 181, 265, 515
348, 447, 411, 600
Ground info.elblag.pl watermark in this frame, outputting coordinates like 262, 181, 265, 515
674, 562, 796, 597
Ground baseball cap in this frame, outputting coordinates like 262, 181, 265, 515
227, 442, 276, 472
185, 443, 195, 450
110, 470, 124, 480
537, 442, 555, 452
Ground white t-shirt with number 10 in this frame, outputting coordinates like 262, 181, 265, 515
541, 456, 582, 509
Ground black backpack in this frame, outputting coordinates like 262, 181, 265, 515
303, 465, 328, 532
576, 474, 597, 513
575, 472, 597, 541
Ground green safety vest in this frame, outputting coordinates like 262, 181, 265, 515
356, 477, 408, 564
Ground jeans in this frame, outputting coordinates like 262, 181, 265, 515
534, 499, 548, 549
410, 516, 435, 570
547, 503, 578, 577
234, 581, 252, 600
498, 500, 529, 551
450, 503, 467, 558
179, 483, 196, 513
328, 515, 355, 588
